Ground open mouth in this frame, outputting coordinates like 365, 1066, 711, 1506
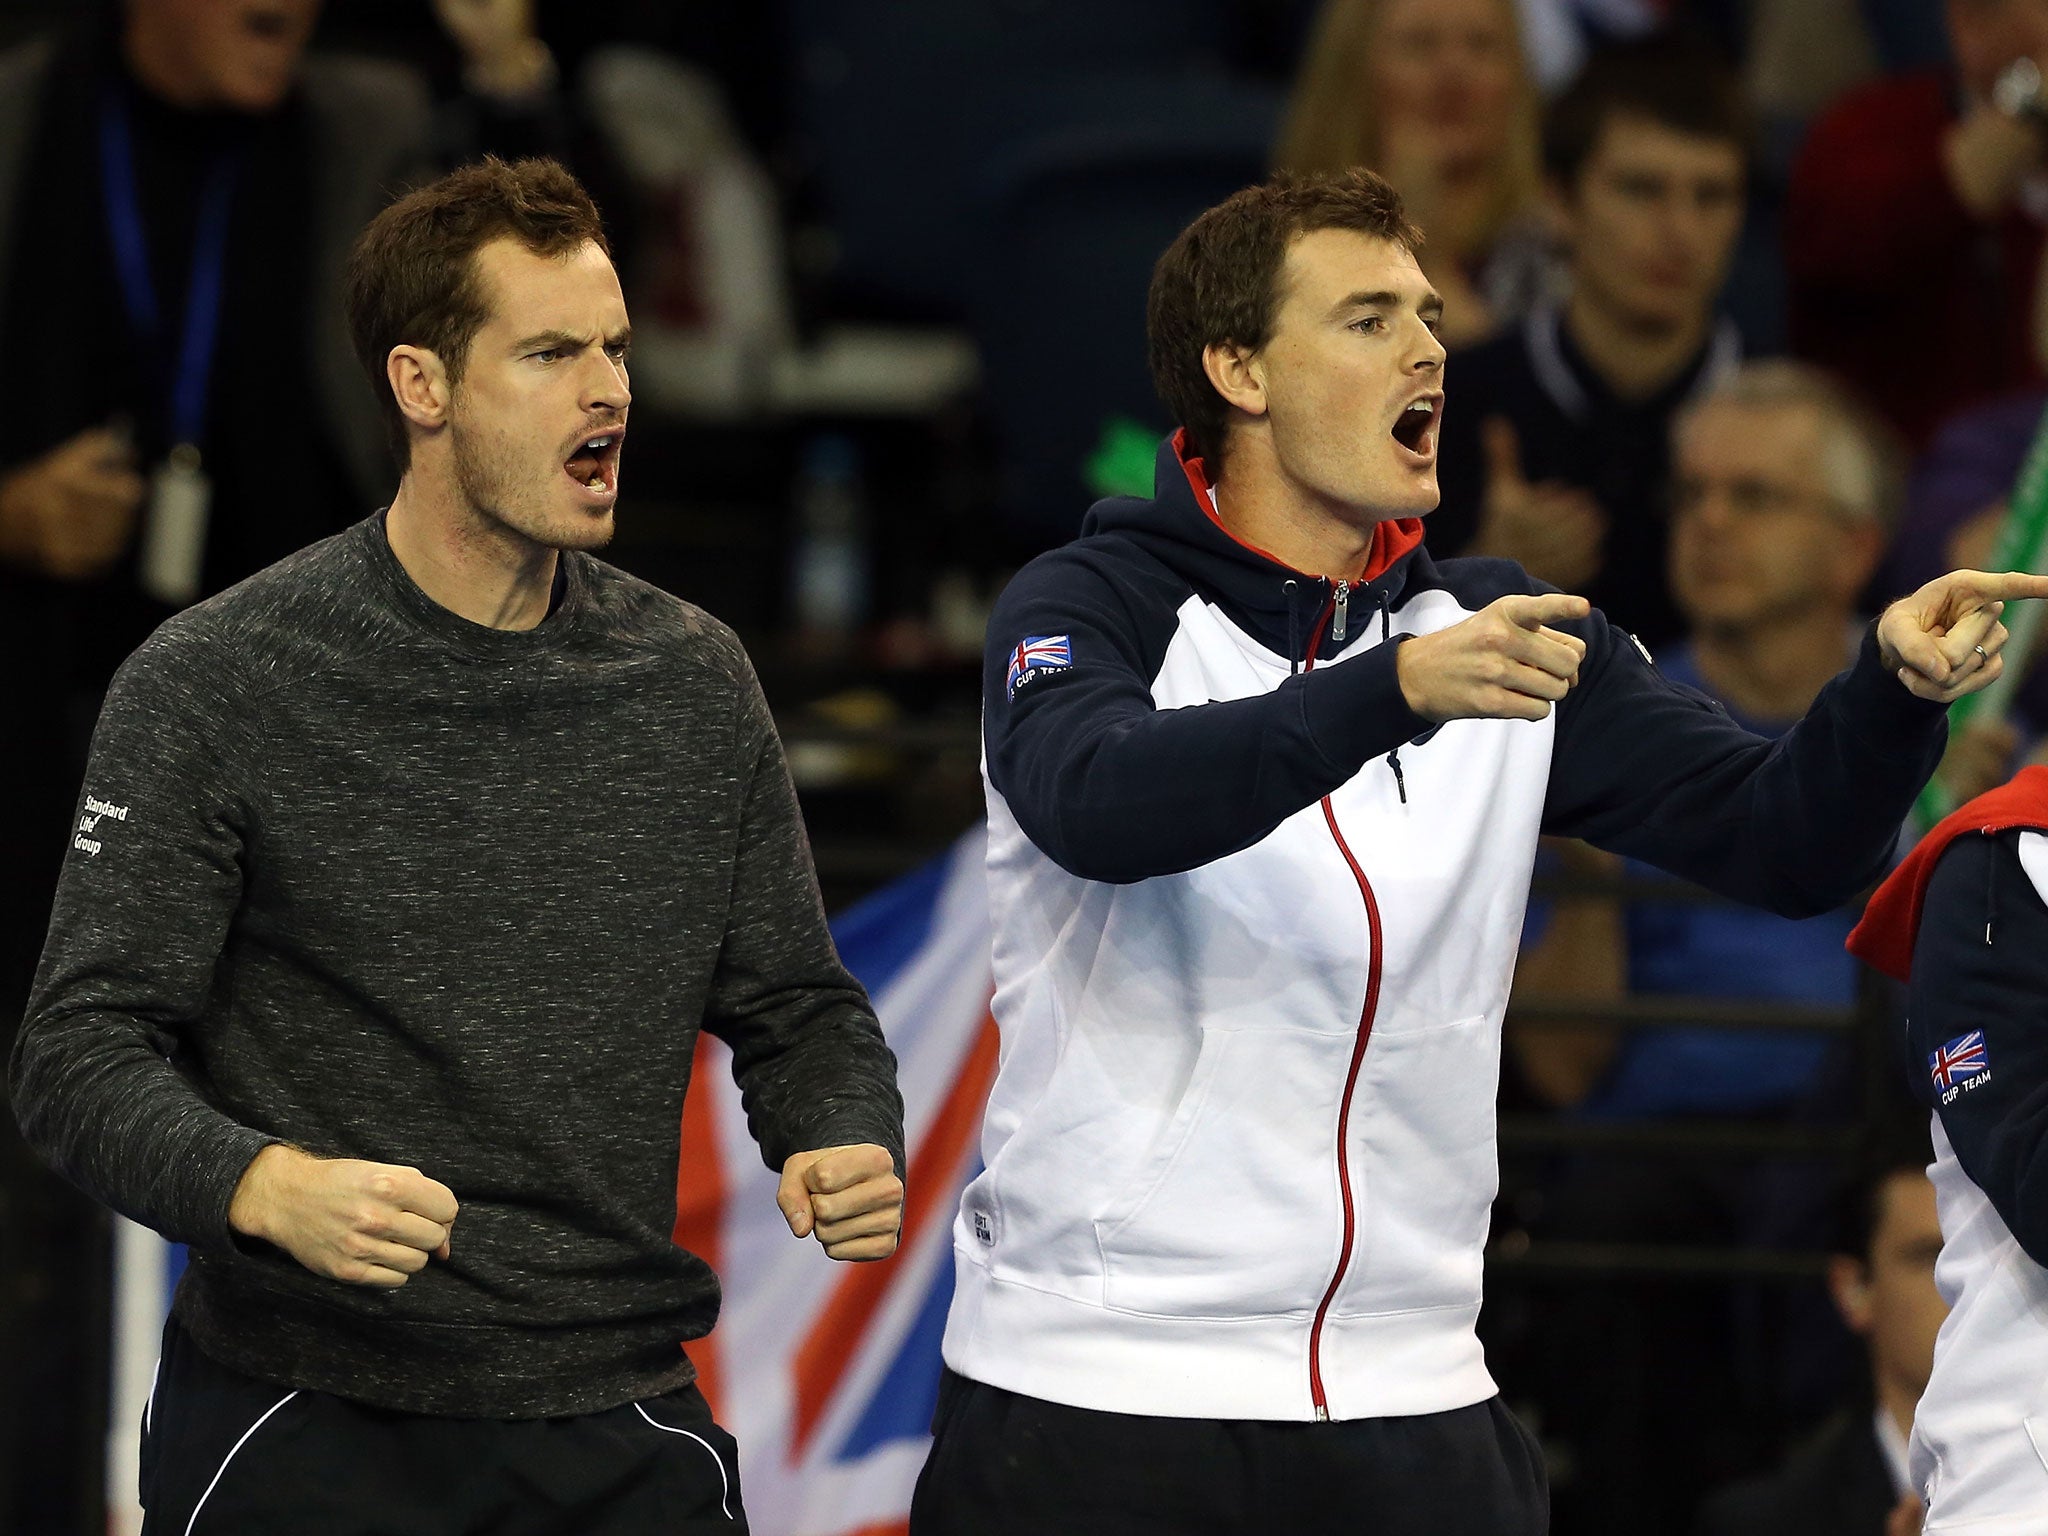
564, 427, 624, 497
1391, 394, 1440, 459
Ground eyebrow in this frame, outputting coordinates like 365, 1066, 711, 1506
1331, 289, 1445, 319
510, 326, 633, 353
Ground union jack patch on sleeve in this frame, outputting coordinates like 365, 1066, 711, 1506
1006, 634, 1073, 700
1930, 1030, 1990, 1094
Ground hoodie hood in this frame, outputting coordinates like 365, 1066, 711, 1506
1079, 432, 1428, 663
1846, 766, 2048, 981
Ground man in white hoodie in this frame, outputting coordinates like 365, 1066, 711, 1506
911, 168, 2042, 1536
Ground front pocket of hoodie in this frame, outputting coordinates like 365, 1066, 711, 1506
1094, 1027, 1352, 1320
1335, 1014, 1498, 1316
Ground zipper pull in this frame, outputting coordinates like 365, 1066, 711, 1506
1331, 581, 1349, 645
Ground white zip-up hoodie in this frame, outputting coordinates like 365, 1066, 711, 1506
946, 434, 1946, 1423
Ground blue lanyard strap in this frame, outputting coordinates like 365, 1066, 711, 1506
98, 87, 240, 448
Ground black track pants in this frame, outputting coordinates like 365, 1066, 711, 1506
909, 1368, 1547, 1536
139, 1315, 747, 1535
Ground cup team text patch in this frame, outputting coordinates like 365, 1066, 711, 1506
1007, 635, 1073, 700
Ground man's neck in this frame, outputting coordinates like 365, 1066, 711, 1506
1563, 287, 1712, 403
1209, 439, 1384, 582
1689, 608, 1855, 722
385, 476, 558, 632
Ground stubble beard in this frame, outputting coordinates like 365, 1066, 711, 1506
450, 413, 615, 555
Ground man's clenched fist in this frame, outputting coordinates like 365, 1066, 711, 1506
1396, 591, 1592, 724
777, 1143, 903, 1262
229, 1144, 459, 1288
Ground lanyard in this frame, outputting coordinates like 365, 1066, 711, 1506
98, 87, 240, 449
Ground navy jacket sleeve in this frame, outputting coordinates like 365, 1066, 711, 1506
1545, 619, 1947, 916
1905, 831, 2048, 1269
982, 549, 1431, 884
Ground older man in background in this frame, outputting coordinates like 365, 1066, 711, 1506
1500, 361, 1986, 1533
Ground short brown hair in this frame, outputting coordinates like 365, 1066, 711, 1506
1148, 170, 1420, 468
1543, 35, 1751, 190
344, 156, 610, 466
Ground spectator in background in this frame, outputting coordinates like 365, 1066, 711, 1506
0, 0, 568, 997
1694, 1124, 1944, 1536
1429, 36, 1749, 652
1497, 362, 1930, 1533
1511, 362, 1910, 1120
1787, 0, 2048, 449
0, 2, 564, 1529
1276, 0, 1552, 347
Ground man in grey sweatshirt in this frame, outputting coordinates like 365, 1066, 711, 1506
10, 156, 905, 1535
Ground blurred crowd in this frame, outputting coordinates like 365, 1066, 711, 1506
2, 0, 2045, 1532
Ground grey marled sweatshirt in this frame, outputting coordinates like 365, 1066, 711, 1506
9, 513, 904, 1417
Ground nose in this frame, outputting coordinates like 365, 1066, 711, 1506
1679, 483, 1734, 532
582, 350, 631, 415
1410, 317, 1446, 374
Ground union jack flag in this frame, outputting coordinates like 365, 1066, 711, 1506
673, 831, 995, 1534
1006, 634, 1072, 699
1929, 1030, 1990, 1092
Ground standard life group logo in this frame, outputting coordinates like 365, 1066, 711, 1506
74, 794, 131, 857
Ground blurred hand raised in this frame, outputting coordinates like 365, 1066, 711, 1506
0, 425, 146, 580
1473, 418, 1608, 592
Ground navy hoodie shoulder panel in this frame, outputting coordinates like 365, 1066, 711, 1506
983, 537, 1426, 885
1545, 620, 1948, 916
1906, 829, 2048, 1268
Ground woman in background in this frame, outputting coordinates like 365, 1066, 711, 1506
1277, 0, 1551, 347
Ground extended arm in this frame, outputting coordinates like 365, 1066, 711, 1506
989, 549, 1602, 882
1546, 620, 1943, 915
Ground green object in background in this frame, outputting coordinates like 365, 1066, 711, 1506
1085, 416, 1166, 499
1912, 397, 2048, 831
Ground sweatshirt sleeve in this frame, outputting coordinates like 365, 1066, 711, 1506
8, 624, 278, 1251
701, 652, 905, 1175
982, 549, 1432, 884
1905, 830, 2048, 1268
1545, 619, 1947, 916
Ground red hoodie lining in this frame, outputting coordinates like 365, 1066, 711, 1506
1846, 766, 2048, 981
1171, 427, 1427, 585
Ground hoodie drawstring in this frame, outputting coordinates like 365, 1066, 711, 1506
1380, 589, 1407, 805
1986, 829, 2000, 946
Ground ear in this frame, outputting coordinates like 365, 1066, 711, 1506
1827, 1253, 1875, 1336
1202, 340, 1267, 422
387, 345, 451, 435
